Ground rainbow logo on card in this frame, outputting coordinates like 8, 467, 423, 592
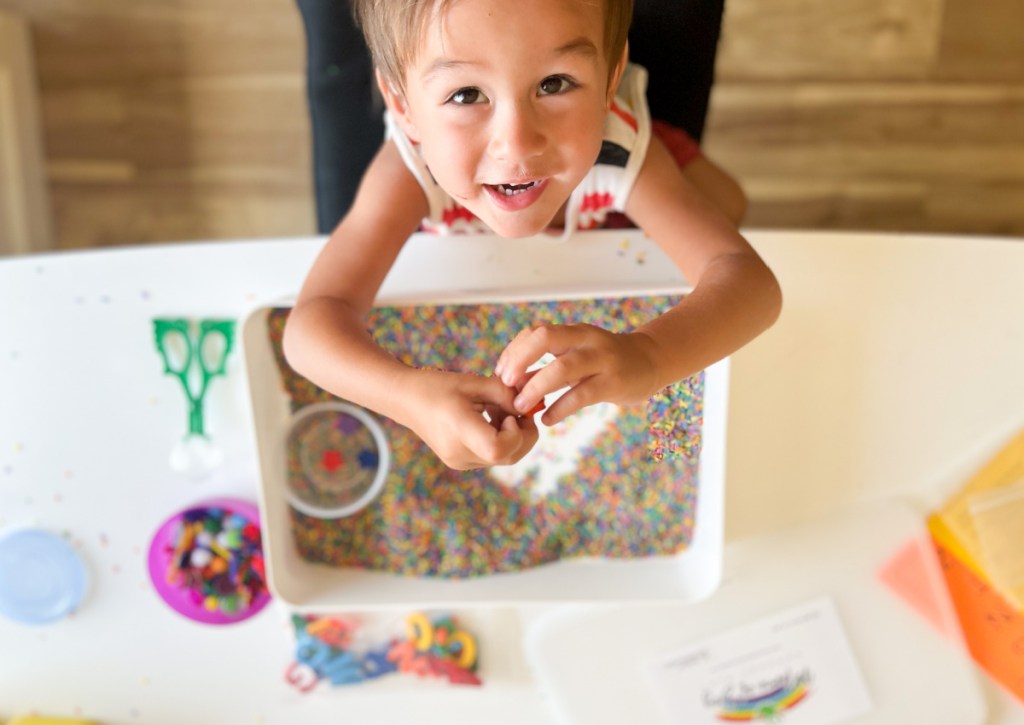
711, 670, 811, 722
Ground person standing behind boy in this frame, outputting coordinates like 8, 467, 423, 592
284, 0, 781, 470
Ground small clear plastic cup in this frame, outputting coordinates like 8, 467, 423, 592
285, 401, 391, 519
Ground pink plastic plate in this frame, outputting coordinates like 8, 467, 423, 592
147, 497, 271, 625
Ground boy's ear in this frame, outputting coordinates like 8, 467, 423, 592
606, 42, 629, 107
376, 68, 420, 143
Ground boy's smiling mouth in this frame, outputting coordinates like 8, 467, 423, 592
483, 178, 548, 211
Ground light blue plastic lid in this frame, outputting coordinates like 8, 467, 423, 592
0, 528, 88, 625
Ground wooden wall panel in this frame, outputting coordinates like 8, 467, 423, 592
50, 184, 313, 249
0, 0, 1020, 249
716, 0, 945, 80
709, 0, 1024, 235
0, 11, 54, 254
0, 0, 314, 249
705, 80, 1024, 234
934, 0, 1024, 80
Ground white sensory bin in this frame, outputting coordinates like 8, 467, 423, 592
242, 232, 728, 611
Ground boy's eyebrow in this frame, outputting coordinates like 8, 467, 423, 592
421, 36, 599, 82
555, 37, 599, 58
421, 58, 475, 82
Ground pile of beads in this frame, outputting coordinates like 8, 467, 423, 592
267, 294, 705, 580
164, 506, 267, 617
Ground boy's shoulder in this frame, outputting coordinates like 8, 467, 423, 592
616, 63, 649, 110
601, 63, 651, 168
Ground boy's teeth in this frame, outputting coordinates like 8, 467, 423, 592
498, 182, 536, 196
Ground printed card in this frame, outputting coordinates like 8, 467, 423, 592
650, 597, 872, 724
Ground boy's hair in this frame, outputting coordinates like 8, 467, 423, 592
353, 0, 633, 91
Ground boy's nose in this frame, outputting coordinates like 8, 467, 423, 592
489, 102, 546, 163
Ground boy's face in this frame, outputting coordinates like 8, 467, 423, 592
383, 0, 619, 238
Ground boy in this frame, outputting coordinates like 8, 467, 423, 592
284, 0, 782, 470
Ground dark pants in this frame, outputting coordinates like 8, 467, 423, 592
297, 0, 725, 233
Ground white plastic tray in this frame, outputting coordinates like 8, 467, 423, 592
243, 276, 727, 611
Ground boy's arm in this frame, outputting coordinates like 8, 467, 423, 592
681, 154, 748, 227
496, 136, 780, 424
284, 141, 538, 469
284, 140, 426, 415
626, 135, 780, 384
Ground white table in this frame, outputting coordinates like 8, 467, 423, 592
1, 230, 1022, 724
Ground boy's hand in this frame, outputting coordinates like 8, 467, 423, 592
494, 324, 662, 425
393, 369, 539, 470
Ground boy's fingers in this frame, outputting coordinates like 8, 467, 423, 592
512, 354, 590, 415
514, 367, 540, 392
436, 373, 542, 467
463, 413, 533, 465
465, 374, 519, 414
523, 398, 546, 417
542, 381, 597, 425
461, 411, 512, 464
497, 325, 585, 387
482, 403, 508, 430
461, 386, 530, 459
497, 414, 539, 463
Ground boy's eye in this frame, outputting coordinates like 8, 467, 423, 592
448, 87, 485, 105
538, 75, 574, 95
